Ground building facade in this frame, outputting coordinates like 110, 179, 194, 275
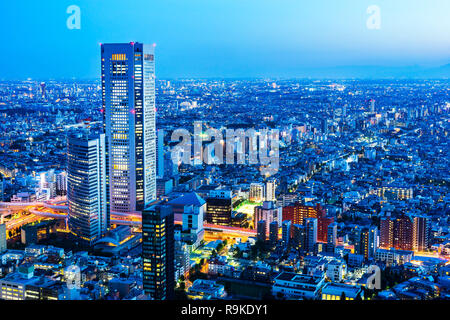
67, 133, 109, 245
101, 42, 156, 214
142, 203, 174, 300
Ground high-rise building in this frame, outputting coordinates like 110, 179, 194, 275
394, 214, 414, 251
380, 216, 394, 249
0, 223, 6, 253
156, 129, 165, 178
355, 226, 378, 259
257, 220, 267, 242
101, 42, 156, 214
282, 203, 326, 226
282, 220, 291, 247
142, 202, 174, 300
321, 118, 328, 134
370, 99, 375, 113
292, 224, 306, 252
317, 216, 334, 243
265, 180, 276, 202
327, 222, 338, 252
253, 201, 282, 236
413, 215, 431, 251
55, 171, 67, 196
0, 175, 4, 202
305, 218, 318, 253
67, 133, 109, 245
269, 221, 279, 245
249, 183, 264, 203
38, 170, 56, 200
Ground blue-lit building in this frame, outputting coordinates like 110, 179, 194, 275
67, 133, 109, 245
101, 42, 156, 214
156, 129, 164, 178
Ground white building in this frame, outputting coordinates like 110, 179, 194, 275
272, 272, 325, 300
249, 183, 264, 202
265, 180, 276, 202
254, 201, 282, 236
326, 261, 347, 282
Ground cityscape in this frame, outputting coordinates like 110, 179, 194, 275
0, 1, 449, 306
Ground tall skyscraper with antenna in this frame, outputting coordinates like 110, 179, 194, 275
101, 42, 156, 214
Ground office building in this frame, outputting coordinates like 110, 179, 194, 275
67, 133, 109, 245
142, 203, 174, 300
305, 218, 318, 253
355, 226, 378, 259
257, 220, 267, 242
0, 224, 6, 253
269, 221, 279, 245
282, 220, 291, 247
55, 171, 67, 196
156, 129, 164, 178
205, 190, 232, 225
101, 42, 156, 214
292, 224, 306, 251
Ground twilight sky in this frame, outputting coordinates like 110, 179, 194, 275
1, 0, 449, 79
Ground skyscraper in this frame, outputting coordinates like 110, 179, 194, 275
249, 183, 264, 202
67, 133, 109, 245
0, 223, 6, 253
305, 218, 318, 253
282, 220, 291, 247
257, 220, 267, 242
380, 216, 394, 249
355, 226, 378, 259
101, 42, 156, 214
327, 222, 338, 252
413, 215, 431, 251
394, 214, 414, 251
269, 221, 279, 246
156, 129, 165, 178
265, 179, 276, 202
205, 190, 232, 225
370, 99, 375, 113
142, 202, 174, 300
292, 224, 307, 252
317, 216, 334, 243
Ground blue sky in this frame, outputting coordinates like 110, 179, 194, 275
1, 0, 449, 79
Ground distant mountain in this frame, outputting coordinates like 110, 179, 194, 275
296, 64, 450, 79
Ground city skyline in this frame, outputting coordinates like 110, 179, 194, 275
0, 1, 448, 306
